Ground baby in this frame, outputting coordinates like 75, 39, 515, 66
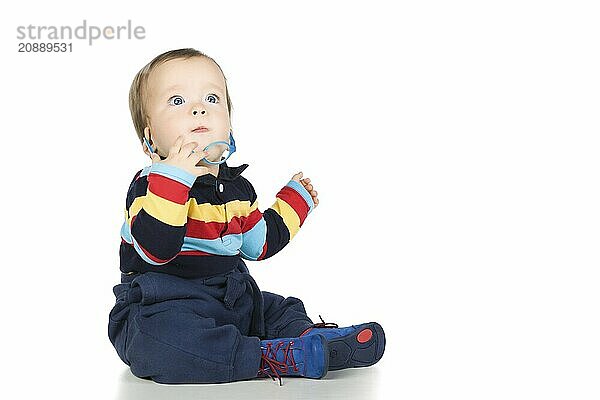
108, 48, 385, 385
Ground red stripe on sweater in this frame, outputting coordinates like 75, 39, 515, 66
240, 208, 263, 233
132, 237, 176, 265
178, 250, 214, 256
258, 241, 268, 260
276, 186, 309, 226
186, 216, 245, 239
147, 173, 191, 205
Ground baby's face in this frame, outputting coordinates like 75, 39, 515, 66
144, 57, 230, 164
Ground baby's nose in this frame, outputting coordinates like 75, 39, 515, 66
192, 109, 206, 116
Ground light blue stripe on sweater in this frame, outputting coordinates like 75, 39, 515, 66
239, 218, 267, 260
181, 234, 243, 256
148, 163, 197, 188
120, 221, 133, 244
139, 165, 151, 177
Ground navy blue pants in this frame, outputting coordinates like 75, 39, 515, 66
107, 259, 315, 384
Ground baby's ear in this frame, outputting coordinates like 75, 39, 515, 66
142, 127, 152, 155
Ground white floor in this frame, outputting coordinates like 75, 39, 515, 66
111, 364, 385, 400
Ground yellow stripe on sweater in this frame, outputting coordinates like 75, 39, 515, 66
127, 196, 259, 227
188, 199, 256, 223
128, 193, 190, 227
270, 198, 300, 240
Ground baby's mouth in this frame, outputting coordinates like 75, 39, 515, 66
192, 126, 210, 133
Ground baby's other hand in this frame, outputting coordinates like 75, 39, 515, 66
291, 172, 319, 208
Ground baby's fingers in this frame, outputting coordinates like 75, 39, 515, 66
188, 149, 210, 165
291, 171, 303, 182
168, 135, 185, 157
180, 141, 201, 156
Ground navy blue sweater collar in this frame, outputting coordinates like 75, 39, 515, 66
196, 160, 249, 184
157, 153, 248, 182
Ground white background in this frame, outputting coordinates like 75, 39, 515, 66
1, 1, 598, 399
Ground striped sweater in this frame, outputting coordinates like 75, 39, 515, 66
119, 161, 315, 278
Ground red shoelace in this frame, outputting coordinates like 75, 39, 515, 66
312, 315, 339, 329
258, 340, 299, 386
300, 315, 339, 337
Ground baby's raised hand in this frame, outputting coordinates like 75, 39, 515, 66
291, 172, 319, 208
150, 135, 211, 178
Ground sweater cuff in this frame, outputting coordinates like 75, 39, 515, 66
148, 163, 196, 188
285, 180, 315, 214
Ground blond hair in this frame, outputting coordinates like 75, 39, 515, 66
129, 48, 233, 145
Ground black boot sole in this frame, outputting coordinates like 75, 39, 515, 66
327, 322, 386, 371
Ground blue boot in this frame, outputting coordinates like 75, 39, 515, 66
257, 334, 329, 385
299, 315, 386, 371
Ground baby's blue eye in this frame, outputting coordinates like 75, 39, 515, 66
206, 94, 219, 104
168, 95, 185, 106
